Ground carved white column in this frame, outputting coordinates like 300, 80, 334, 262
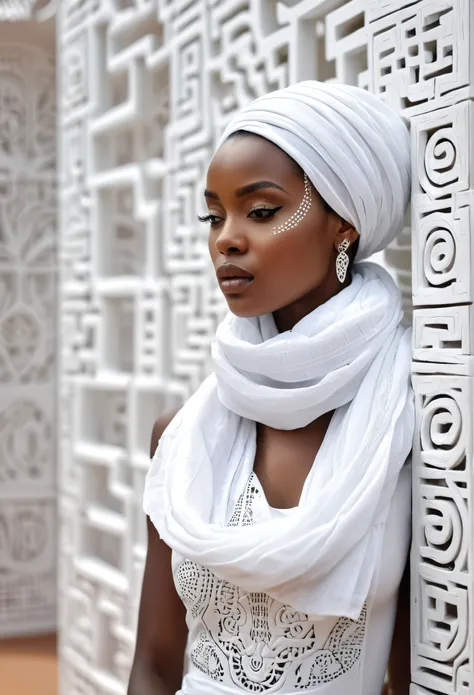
0, 27, 57, 636
368, 1, 473, 693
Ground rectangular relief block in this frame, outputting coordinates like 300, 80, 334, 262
0, 389, 56, 492
412, 193, 473, 306
412, 374, 473, 694
412, 101, 474, 200
0, 497, 56, 575
412, 102, 474, 306
413, 305, 474, 374
369, 0, 472, 117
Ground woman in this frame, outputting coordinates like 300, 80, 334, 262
128, 81, 414, 695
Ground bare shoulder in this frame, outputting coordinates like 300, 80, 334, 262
149, 409, 181, 457
146, 408, 181, 532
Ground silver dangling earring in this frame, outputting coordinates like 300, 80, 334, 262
336, 239, 350, 284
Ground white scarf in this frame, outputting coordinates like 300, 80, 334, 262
144, 263, 414, 620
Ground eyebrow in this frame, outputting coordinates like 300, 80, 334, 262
204, 180, 287, 200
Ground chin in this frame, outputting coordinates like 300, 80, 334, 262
225, 298, 268, 318
227, 306, 265, 318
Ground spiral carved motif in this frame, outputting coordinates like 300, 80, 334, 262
424, 125, 459, 189
422, 217, 456, 288
420, 395, 464, 469
421, 498, 462, 566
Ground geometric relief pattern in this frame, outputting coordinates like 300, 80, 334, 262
398, 0, 474, 692
412, 102, 474, 307
369, 0, 471, 117
0, 42, 56, 636
57, 1, 376, 692
368, 0, 473, 321
411, 375, 472, 695
413, 305, 474, 375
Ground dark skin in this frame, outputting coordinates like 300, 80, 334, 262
128, 134, 410, 694
127, 416, 188, 695
204, 134, 359, 329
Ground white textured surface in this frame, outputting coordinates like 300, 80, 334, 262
54, 1, 472, 695
0, 0, 33, 20
0, 0, 56, 21
407, 0, 474, 693
0, 41, 57, 636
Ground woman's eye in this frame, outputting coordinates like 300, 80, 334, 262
198, 213, 223, 227
248, 206, 282, 221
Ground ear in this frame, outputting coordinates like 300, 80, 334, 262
334, 218, 359, 252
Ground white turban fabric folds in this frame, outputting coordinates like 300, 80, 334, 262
218, 81, 411, 260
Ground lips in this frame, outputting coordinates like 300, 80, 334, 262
216, 263, 254, 295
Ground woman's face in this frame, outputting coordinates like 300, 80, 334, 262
203, 134, 358, 321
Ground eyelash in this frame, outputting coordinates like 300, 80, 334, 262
198, 214, 221, 226
198, 206, 283, 227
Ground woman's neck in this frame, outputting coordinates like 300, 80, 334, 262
273, 271, 352, 333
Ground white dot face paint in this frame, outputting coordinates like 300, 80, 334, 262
270, 173, 312, 236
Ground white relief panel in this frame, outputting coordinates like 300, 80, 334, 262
412, 102, 474, 307
0, 41, 56, 636
56, 1, 381, 693
413, 305, 474, 375
413, 102, 473, 200
412, 194, 473, 307
367, 0, 473, 324
369, 0, 472, 118
412, 374, 473, 695
391, 0, 474, 691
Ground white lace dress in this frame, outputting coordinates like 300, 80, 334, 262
172, 464, 411, 695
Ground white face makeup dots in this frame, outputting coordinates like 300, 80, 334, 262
271, 173, 312, 236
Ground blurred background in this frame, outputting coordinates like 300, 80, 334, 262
1, 0, 466, 694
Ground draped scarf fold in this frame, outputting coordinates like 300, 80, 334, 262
144, 263, 414, 619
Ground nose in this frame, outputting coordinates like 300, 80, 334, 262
214, 220, 248, 256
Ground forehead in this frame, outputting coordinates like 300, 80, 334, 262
207, 134, 298, 184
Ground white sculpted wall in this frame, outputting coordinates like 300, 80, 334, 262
0, 1, 34, 20
56, 1, 472, 694
0, 24, 57, 636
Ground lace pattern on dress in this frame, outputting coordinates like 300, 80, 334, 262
174, 474, 367, 692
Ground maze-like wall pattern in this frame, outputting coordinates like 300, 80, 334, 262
0, 38, 56, 636
56, 1, 473, 694
408, 1, 474, 692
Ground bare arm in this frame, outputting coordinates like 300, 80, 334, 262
385, 560, 411, 695
128, 412, 187, 695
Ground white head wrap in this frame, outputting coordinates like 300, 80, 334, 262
217, 81, 411, 260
